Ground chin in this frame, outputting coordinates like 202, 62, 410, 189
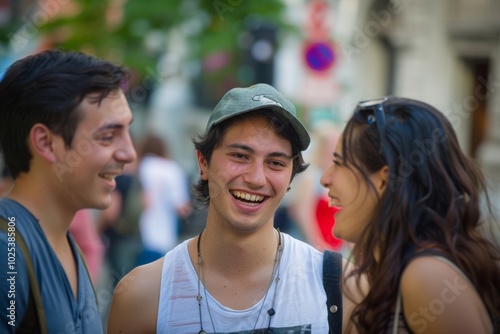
332, 226, 354, 244
332, 230, 343, 241
332, 226, 342, 239
90, 196, 112, 210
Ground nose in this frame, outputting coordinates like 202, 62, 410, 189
243, 161, 266, 188
320, 167, 332, 189
116, 133, 137, 164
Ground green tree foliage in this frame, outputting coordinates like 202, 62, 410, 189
36, 0, 294, 84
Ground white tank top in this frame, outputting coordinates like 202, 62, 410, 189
156, 233, 329, 333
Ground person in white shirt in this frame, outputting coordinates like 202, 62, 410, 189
135, 134, 191, 265
108, 83, 360, 334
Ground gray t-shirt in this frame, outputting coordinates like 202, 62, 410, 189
0, 198, 103, 333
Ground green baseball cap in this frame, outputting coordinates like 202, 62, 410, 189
206, 83, 311, 151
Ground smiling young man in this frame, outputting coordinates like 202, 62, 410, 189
108, 83, 358, 333
0, 50, 136, 333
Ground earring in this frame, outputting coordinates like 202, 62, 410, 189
200, 171, 203, 175
287, 187, 291, 192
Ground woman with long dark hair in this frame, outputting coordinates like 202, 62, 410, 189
321, 97, 500, 333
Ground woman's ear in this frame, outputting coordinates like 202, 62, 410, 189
29, 124, 57, 163
375, 165, 389, 194
197, 150, 208, 180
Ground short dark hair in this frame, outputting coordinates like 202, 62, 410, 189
0, 49, 129, 178
192, 109, 309, 207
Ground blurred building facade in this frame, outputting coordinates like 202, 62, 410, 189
275, 0, 500, 220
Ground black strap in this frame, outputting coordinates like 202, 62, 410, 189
0, 216, 48, 334
323, 250, 343, 334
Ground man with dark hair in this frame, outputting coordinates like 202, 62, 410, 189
108, 84, 358, 333
0, 49, 137, 333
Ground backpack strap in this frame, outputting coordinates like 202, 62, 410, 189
323, 250, 343, 334
0, 216, 48, 334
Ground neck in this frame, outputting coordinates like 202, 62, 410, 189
196, 228, 283, 333
196, 226, 279, 276
7, 177, 75, 243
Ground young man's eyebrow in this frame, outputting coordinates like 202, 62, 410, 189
227, 143, 254, 153
96, 117, 133, 133
96, 123, 124, 132
268, 152, 293, 160
227, 143, 292, 160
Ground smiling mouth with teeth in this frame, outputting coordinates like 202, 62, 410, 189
99, 173, 116, 181
231, 191, 266, 204
329, 198, 342, 208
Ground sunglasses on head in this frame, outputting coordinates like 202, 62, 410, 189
355, 96, 390, 155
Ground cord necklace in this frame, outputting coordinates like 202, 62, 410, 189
196, 229, 283, 334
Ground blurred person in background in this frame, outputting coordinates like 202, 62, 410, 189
135, 133, 192, 265
288, 122, 345, 252
0, 49, 136, 333
69, 209, 105, 284
321, 96, 500, 333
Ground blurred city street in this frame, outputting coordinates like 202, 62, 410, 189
1, 0, 500, 331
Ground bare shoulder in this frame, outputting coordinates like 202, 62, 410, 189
107, 257, 164, 334
400, 256, 492, 334
400, 256, 469, 303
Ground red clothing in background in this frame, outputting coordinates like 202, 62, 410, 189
315, 197, 343, 250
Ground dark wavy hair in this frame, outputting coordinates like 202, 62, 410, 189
192, 109, 309, 207
342, 97, 500, 333
0, 49, 129, 178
